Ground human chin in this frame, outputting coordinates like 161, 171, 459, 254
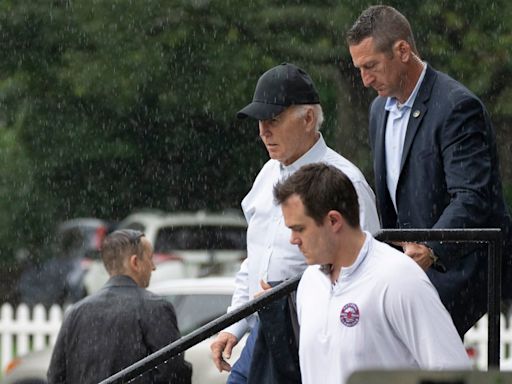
266, 144, 280, 156
267, 150, 284, 163
374, 86, 389, 97
303, 252, 316, 265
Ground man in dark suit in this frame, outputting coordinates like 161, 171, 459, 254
47, 229, 192, 384
346, 5, 512, 336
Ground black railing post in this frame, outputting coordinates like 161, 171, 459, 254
488, 237, 502, 367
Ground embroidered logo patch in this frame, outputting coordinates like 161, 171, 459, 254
340, 303, 360, 327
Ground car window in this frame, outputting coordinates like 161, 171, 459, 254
154, 226, 246, 253
163, 293, 232, 334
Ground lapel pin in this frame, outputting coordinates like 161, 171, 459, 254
413, 110, 421, 118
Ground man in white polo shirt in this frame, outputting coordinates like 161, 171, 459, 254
273, 162, 470, 384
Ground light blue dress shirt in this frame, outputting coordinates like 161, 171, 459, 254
384, 63, 427, 211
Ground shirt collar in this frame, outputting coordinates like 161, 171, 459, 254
319, 231, 372, 281
338, 231, 371, 279
279, 133, 327, 177
104, 274, 138, 288
385, 61, 427, 112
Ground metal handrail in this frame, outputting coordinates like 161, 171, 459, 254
99, 274, 302, 384
99, 228, 502, 383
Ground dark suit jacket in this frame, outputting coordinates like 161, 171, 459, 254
47, 275, 192, 384
369, 64, 512, 335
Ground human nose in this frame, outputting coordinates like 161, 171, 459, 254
259, 121, 271, 138
360, 68, 374, 88
290, 232, 301, 246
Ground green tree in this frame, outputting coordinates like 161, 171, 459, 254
0, 0, 510, 263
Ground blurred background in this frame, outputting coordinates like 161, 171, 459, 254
0, 0, 510, 303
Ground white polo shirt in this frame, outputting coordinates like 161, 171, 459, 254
297, 233, 470, 384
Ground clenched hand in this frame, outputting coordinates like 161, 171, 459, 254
210, 331, 239, 372
401, 242, 433, 271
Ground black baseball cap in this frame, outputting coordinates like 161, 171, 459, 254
237, 63, 320, 120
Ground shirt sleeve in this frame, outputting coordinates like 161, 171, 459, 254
353, 180, 381, 235
223, 257, 253, 339
384, 271, 471, 369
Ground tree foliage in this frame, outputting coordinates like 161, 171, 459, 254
0, 0, 510, 261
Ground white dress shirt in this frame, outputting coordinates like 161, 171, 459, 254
225, 134, 380, 339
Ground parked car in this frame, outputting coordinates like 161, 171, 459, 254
84, 210, 247, 295
2, 277, 246, 384
17, 218, 113, 307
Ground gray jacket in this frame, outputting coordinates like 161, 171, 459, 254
47, 275, 192, 384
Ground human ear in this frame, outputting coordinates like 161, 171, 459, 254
395, 40, 410, 62
304, 107, 316, 131
128, 254, 139, 271
327, 211, 343, 230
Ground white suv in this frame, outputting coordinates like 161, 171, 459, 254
84, 210, 247, 294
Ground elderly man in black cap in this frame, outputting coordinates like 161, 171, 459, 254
210, 63, 380, 384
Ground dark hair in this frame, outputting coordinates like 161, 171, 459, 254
101, 229, 145, 274
346, 5, 418, 56
273, 163, 360, 228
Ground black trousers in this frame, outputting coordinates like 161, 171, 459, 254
247, 285, 301, 384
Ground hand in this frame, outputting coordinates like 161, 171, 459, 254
401, 242, 433, 271
254, 280, 272, 298
210, 331, 238, 372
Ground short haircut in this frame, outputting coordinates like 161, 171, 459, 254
273, 163, 360, 228
101, 229, 145, 274
346, 5, 418, 56
292, 104, 325, 132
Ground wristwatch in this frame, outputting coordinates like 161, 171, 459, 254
427, 247, 447, 273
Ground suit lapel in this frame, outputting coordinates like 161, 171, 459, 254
374, 104, 388, 179
372, 100, 397, 226
399, 65, 436, 173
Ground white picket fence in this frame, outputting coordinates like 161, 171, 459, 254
1, 303, 512, 374
463, 314, 512, 370
0, 303, 64, 371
